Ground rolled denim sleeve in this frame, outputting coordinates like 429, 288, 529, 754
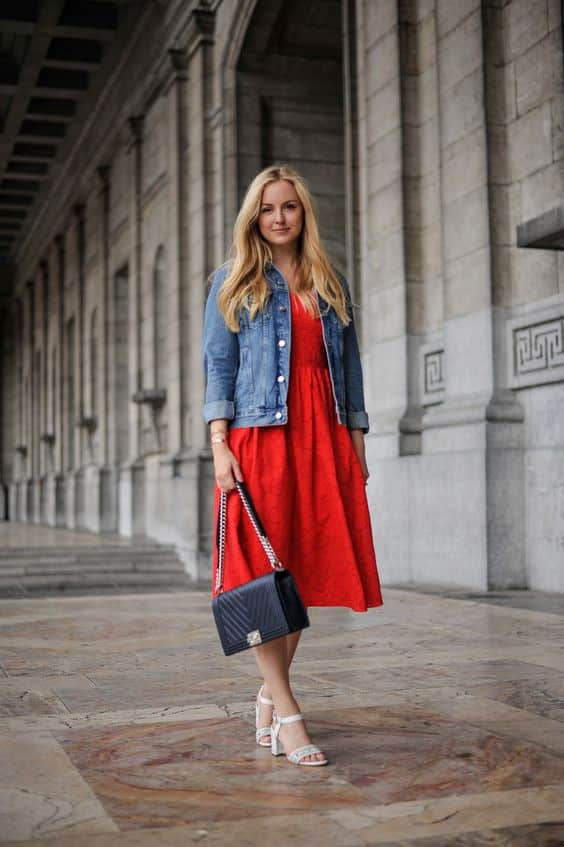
339, 272, 370, 434
202, 266, 238, 424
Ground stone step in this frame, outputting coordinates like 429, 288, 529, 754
0, 538, 191, 595
0, 554, 183, 568
0, 559, 186, 576
0, 571, 194, 591
0, 573, 195, 598
0, 546, 177, 560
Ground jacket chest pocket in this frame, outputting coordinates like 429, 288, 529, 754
238, 301, 273, 342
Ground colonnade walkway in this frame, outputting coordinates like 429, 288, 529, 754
1, 558, 564, 844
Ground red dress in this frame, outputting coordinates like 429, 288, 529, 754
212, 291, 383, 612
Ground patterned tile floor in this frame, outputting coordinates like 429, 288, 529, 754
1, 585, 564, 845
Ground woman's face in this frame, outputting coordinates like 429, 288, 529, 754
257, 180, 304, 250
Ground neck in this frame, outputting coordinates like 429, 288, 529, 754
270, 245, 299, 269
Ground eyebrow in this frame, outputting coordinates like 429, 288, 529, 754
261, 200, 297, 206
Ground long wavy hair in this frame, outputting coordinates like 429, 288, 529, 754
216, 163, 351, 332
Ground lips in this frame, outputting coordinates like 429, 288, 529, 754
273, 228, 289, 232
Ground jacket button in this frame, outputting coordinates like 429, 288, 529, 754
278, 339, 286, 347
279, 305, 286, 311
274, 411, 282, 419
277, 375, 285, 382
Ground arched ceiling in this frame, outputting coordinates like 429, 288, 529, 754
237, 0, 342, 70
0, 0, 144, 274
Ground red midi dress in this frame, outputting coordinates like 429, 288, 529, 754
212, 290, 384, 612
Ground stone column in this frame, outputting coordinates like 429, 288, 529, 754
53, 234, 66, 525
176, 3, 216, 577
97, 164, 117, 532
72, 203, 86, 527
8, 300, 22, 519
26, 280, 35, 521
482, 0, 526, 587
397, 1, 445, 457
355, 0, 411, 580
163, 49, 189, 456
342, 0, 362, 306
419, 1, 520, 589
39, 259, 50, 521
120, 115, 146, 537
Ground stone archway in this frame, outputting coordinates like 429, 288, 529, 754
222, 0, 359, 279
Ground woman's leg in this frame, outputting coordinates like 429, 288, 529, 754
253, 635, 324, 764
256, 630, 301, 730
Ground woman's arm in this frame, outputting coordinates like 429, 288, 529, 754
349, 428, 369, 484
339, 273, 369, 435
202, 267, 244, 492
202, 266, 238, 425
209, 418, 244, 492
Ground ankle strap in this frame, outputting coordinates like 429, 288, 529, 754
277, 713, 303, 725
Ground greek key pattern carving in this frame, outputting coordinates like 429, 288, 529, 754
514, 318, 564, 375
507, 306, 564, 389
420, 345, 445, 406
425, 349, 445, 394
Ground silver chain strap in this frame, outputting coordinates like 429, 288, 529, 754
214, 480, 284, 594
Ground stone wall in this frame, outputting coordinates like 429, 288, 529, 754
0, 0, 563, 591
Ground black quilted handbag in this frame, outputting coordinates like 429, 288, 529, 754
212, 479, 310, 656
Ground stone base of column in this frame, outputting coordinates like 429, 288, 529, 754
99, 466, 118, 533
40, 473, 66, 527
0, 480, 7, 520
118, 459, 146, 537
39, 475, 49, 523
367, 388, 527, 591
25, 479, 35, 523
65, 472, 76, 529
8, 483, 18, 522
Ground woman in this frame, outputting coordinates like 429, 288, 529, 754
202, 163, 383, 767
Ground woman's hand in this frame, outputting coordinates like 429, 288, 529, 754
212, 443, 244, 492
349, 429, 369, 484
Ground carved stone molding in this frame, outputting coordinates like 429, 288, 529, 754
78, 415, 98, 434
420, 343, 445, 406
507, 302, 564, 389
132, 388, 167, 409
184, 3, 215, 59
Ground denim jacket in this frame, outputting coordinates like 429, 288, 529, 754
202, 261, 369, 433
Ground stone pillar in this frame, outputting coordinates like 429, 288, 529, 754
11, 299, 24, 518
97, 164, 118, 532
26, 279, 40, 523
355, 0, 411, 580
53, 234, 66, 525
397, 1, 445, 457
342, 0, 362, 305
163, 49, 189, 456
72, 204, 86, 527
419, 1, 513, 589
482, 0, 526, 587
178, 3, 216, 577
39, 259, 50, 522
120, 115, 145, 537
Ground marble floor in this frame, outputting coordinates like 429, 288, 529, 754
1, 587, 564, 845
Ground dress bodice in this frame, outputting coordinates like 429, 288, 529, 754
289, 291, 329, 371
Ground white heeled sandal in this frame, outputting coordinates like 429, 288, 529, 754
255, 685, 274, 747
271, 713, 328, 766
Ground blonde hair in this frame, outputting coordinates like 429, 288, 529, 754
216, 163, 351, 332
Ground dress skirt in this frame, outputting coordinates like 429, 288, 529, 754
211, 290, 384, 612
